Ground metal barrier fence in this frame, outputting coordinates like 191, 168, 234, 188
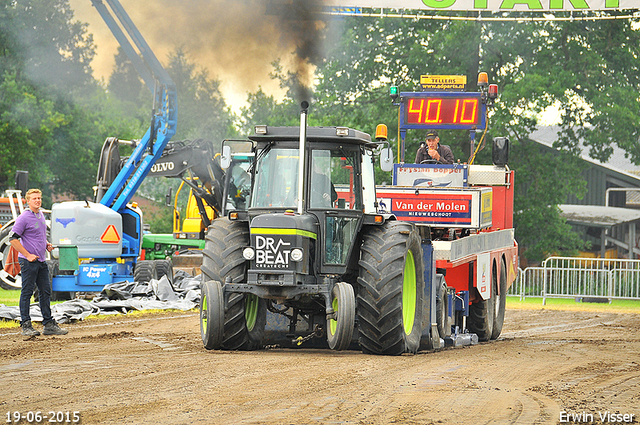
508, 257, 640, 303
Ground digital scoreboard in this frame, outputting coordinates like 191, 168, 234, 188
400, 92, 486, 130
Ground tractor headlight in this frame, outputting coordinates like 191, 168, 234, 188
242, 247, 255, 261
290, 248, 304, 262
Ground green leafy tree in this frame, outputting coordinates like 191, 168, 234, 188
0, 72, 66, 190
47, 86, 145, 200
310, 12, 640, 262
0, 0, 96, 196
166, 48, 236, 143
107, 47, 148, 121
0, 0, 151, 202
1, 0, 95, 97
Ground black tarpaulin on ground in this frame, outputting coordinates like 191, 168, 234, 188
0, 270, 201, 324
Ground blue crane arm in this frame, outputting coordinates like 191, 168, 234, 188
90, 0, 177, 212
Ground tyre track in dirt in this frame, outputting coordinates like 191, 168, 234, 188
1, 308, 639, 424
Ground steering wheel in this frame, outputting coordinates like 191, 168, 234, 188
420, 159, 442, 165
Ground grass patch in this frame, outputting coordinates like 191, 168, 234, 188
507, 295, 640, 313
0, 288, 67, 307
0, 320, 19, 329
0, 288, 21, 306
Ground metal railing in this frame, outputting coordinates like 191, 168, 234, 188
508, 257, 640, 303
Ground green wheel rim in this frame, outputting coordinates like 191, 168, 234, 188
403, 250, 417, 335
245, 294, 259, 331
330, 296, 339, 335
201, 294, 208, 329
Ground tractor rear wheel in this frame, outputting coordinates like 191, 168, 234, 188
133, 260, 157, 283
468, 263, 496, 342
154, 259, 174, 284
327, 282, 355, 351
202, 218, 266, 350
435, 275, 451, 339
357, 221, 425, 355
491, 258, 508, 340
200, 279, 224, 349
0, 222, 21, 290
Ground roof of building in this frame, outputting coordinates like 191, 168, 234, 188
530, 126, 640, 175
530, 126, 640, 205
559, 204, 640, 228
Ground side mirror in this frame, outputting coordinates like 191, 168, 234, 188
492, 137, 509, 166
15, 170, 28, 195
165, 187, 172, 207
220, 145, 232, 169
379, 147, 394, 172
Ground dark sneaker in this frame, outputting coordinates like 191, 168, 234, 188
43, 321, 68, 336
21, 320, 40, 337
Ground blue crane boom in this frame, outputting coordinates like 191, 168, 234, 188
90, 0, 177, 212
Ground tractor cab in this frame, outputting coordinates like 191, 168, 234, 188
219, 116, 392, 281
201, 108, 397, 352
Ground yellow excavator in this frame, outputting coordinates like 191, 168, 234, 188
140, 139, 253, 272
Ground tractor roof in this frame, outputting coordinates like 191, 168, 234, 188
248, 126, 372, 146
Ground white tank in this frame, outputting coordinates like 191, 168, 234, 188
51, 201, 123, 258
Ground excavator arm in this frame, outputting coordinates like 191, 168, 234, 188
147, 139, 226, 216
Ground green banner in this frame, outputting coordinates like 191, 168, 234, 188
323, 0, 634, 12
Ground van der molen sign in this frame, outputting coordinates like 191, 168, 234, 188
323, 0, 631, 11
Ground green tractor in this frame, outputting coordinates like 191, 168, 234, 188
200, 103, 435, 355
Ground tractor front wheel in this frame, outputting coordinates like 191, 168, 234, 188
154, 259, 174, 284
200, 279, 224, 349
327, 282, 355, 351
202, 218, 266, 350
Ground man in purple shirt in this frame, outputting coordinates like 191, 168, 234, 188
10, 188, 67, 336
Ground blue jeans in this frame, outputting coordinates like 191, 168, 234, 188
19, 259, 52, 325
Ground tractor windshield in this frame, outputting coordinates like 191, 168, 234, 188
250, 147, 299, 208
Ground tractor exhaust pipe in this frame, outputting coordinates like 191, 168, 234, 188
297, 101, 309, 214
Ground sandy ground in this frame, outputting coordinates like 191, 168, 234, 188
1, 306, 639, 425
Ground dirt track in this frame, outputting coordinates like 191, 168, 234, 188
1, 306, 639, 425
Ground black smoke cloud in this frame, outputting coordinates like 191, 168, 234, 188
72, 0, 333, 107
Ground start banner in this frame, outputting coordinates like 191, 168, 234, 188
323, 0, 635, 12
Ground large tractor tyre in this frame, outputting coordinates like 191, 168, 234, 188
134, 260, 157, 283
0, 222, 20, 290
154, 259, 174, 284
202, 218, 266, 350
435, 275, 451, 339
468, 265, 496, 342
200, 279, 224, 349
491, 258, 508, 340
357, 221, 426, 355
327, 282, 356, 351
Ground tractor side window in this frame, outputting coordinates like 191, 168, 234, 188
250, 148, 299, 209
310, 150, 336, 208
310, 149, 360, 210
227, 161, 252, 211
